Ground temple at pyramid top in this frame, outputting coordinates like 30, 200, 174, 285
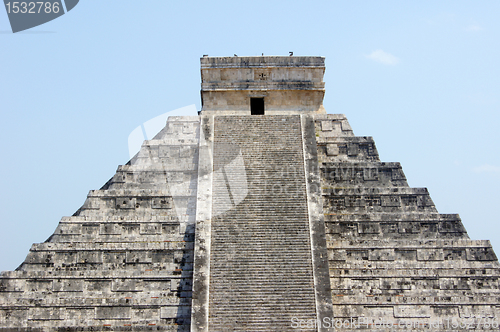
200, 56, 327, 115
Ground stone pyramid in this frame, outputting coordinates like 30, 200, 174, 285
0, 56, 499, 331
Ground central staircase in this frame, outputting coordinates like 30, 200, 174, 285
208, 115, 318, 331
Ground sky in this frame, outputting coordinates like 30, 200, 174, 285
1, 1, 499, 272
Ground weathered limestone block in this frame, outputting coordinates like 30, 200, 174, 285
65, 308, 95, 326
413, 277, 440, 290
94, 306, 131, 320
25, 279, 52, 292
469, 277, 499, 290
52, 279, 83, 292
54, 251, 77, 265
125, 251, 152, 263
326, 143, 339, 156
28, 307, 65, 321
369, 249, 395, 261
151, 197, 173, 209
358, 222, 381, 234
395, 249, 417, 260
328, 249, 347, 261
54, 223, 82, 235
111, 279, 142, 292
81, 224, 100, 235
417, 249, 445, 261
321, 120, 333, 131
161, 305, 190, 319
144, 279, 171, 292
439, 277, 471, 290
443, 248, 466, 261
102, 251, 126, 264
0, 309, 28, 326
24, 252, 54, 265
380, 278, 412, 290
467, 247, 498, 261
100, 223, 121, 235
86, 279, 111, 292
394, 305, 431, 318
132, 308, 160, 321
459, 305, 498, 318
77, 251, 102, 264
398, 221, 421, 233
332, 305, 365, 319
0, 278, 24, 292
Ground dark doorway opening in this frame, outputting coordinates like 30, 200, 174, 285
251, 98, 265, 115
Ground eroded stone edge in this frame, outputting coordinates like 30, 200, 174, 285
301, 114, 335, 332
190, 115, 214, 332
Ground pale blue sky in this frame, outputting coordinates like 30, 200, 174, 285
1, 1, 499, 271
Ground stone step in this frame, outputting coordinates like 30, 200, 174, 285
208, 115, 318, 330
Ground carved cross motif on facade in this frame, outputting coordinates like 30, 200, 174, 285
255, 71, 268, 81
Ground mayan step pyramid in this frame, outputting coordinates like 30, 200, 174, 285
1, 56, 499, 331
